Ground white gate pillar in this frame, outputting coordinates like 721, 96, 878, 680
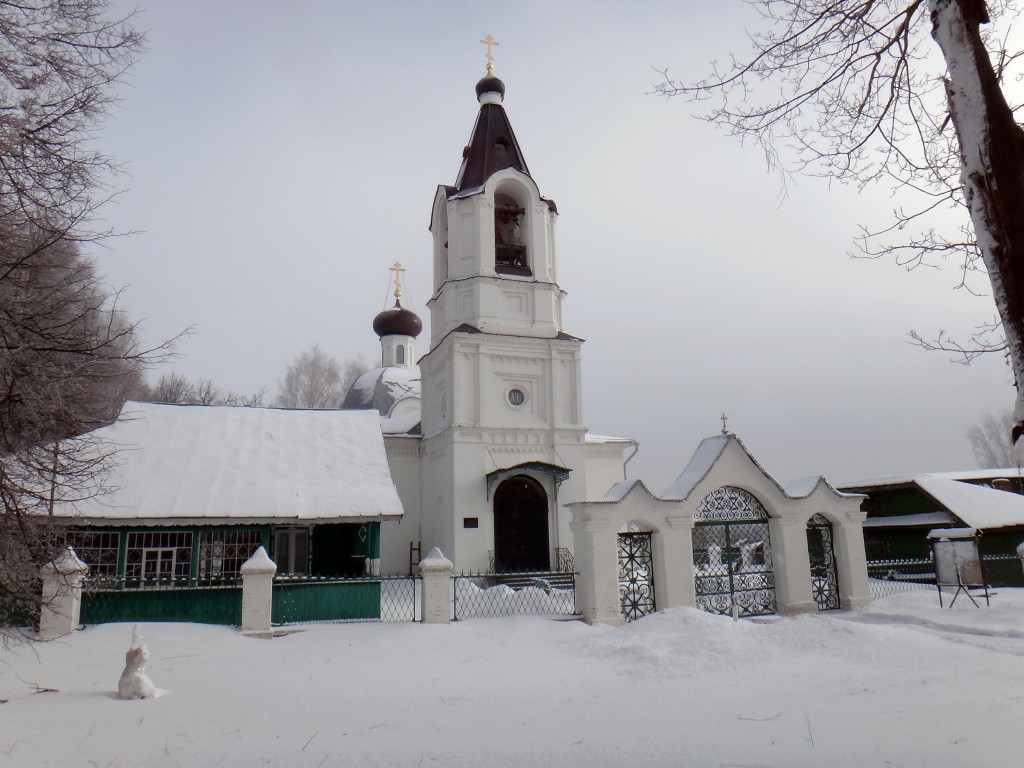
834, 508, 872, 610
38, 547, 89, 640
571, 517, 623, 626
420, 547, 454, 624
768, 515, 817, 615
654, 517, 696, 609
241, 546, 277, 634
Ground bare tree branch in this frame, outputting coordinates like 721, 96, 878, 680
0, 1, 150, 637
657, 0, 1024, 438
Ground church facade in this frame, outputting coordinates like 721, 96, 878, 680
345, 67, 634, 574
48, 56, 875, 627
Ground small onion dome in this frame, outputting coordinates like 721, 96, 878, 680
476, 73, 505, 102
372, 300, 422, 339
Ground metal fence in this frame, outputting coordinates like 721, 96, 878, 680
271, 575, 419, 624
80, 574, 419, 626
81, 576, 242, 625
980, 553, 1024, 586
452, 571, 578, 620
867, 554, 1024, 599
866, 559, 935, 599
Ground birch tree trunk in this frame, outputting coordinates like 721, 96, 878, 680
930, 0, 1024, 441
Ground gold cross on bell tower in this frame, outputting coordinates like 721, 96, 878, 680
480, 34, 499, 73
389, 261, 406, 301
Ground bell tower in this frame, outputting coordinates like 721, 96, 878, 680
427, 43, 564, 344
418, 41, 589, 572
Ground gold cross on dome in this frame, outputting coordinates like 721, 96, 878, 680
480, 34, 499, 73
389, 261, 406, 300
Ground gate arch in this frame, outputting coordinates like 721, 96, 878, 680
806, 513, 841, 611
692, 486, 777, 617
493, 474, 550, 572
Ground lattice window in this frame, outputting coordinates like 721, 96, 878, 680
618, 532, 656, 622
125, 531, 193, 585
199, 529, 262, 580
66, 531, 120, 578
807, 513, 841, 611
693, 486, 769, 522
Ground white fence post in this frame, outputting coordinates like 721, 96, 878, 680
241, 546, 277, 634
419, 547, 453, 624
38, 546, 89, 640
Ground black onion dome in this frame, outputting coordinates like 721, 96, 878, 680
475, 74, 505, 101
372, 300, 422, 338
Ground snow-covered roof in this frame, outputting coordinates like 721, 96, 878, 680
381, 409, 421, 436
56, 402, 405, 524
837, 468, 1024, 490
341, 365, 421, 422
862, 512, 954, 529
660, 433, 854, 502
584, 434, 635, 444
662, 434, 730, 500
926, 527, 978, 541
915, 475, 1024, 531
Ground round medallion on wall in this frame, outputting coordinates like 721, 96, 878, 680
506, 387, 527, 407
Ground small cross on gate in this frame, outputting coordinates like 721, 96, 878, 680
480, 34, 499, 73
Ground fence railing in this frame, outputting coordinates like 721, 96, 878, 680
867, 554, 1024, 599
271, 574, 419, 624
866, 558, 935, 599
485, 548, 576, 575
80, 567, 583, 626
979, 553, 1024, 586
452, 571, 578, 620
81, 576, 242, 625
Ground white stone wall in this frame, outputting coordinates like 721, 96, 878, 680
381, 437, 423, 574
429, 169, 564, 344
568, 435, 873, 625
411, 316, 610, 572
584, 442, 634, 499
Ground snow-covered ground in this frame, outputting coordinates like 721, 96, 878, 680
3, 589, 1022, 767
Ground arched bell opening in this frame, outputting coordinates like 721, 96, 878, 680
493, 474, 549, 572
493, 185, 532, 277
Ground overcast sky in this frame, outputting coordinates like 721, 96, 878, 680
89, 1, 1013, 492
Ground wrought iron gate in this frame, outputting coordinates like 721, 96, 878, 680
806, 513, 841, 611
692, 486, 777, 618
618, 532, 655, 622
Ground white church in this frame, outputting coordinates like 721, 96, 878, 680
55, 52, 871, 625
340, 62, 635, 575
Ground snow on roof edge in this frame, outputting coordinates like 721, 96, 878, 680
55, 402, 405, 523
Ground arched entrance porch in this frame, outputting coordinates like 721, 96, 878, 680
493, 474, 550, 572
